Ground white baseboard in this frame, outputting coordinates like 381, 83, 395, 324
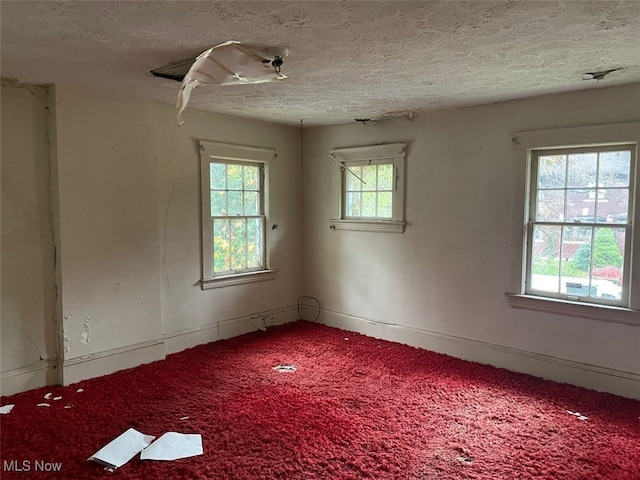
319, 309, 640, 400
62, 339, 165, 386
1, 359, 59, 397
2, 305, 298, 395
163, 305, 298, 355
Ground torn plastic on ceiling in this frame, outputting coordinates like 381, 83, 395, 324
176, 40, 288, 125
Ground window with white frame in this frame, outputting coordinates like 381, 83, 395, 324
330, 143, 406, 233
507, 122, 640, 324
199, 141, 277, 289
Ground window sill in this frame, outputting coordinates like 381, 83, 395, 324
329, 219, 406, 233
201, 269, 278, 290
505, 293, 640, 326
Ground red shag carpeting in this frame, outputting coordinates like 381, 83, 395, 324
1, 321, 639, 479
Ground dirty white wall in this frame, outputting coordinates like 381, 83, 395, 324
154, 106, 303, 354
1, 83, 302, 393
53, 83, 302, 384
1, 85, 58, 393
51, 84, 165, 383
301, 83, 640, 398
2, 78, 636, 398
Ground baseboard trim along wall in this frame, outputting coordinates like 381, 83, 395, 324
1, 358, 59, 397
62, 339, 166, 386
2, 305, 299, 396
318, 308, 640, 400
163, 305, 298, 355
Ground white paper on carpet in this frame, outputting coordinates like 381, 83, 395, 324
140, 432, 203, 461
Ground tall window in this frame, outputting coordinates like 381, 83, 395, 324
527, 145, 635, 306
330, 143, 406, 233
209, 161, 264, 274
199, 141, 276, 289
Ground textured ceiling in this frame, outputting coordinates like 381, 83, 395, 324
1, 1, 639, 126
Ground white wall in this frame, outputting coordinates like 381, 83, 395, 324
1, 83, 302, 393
301, 84, 640, 398
153, 98, 303, 353
52, 84, 164, 378
2, 78, 637, 398
1, 84, 58, 393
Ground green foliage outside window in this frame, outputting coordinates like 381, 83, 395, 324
210, 162, 263, 274
572, 228, 623, 271
345, 163, 393, 218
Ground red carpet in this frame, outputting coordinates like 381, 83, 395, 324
1, 321, 639, 479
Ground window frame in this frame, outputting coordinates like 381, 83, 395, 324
330, 143, 407, 233
507, 122, 640, 325
199, 141, 277, 290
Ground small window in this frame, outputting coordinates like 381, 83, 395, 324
330, 143, 406, 233
344, 161, 394, 219
199, 141, 277, 289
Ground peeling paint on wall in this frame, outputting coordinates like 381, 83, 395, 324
63, 329, 71, 353
81, 317, 91, 344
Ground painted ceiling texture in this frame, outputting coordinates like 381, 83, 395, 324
1, 1, 639, 126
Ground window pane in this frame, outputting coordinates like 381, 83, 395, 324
566, 189, 593, 222
210, 163, 226, 190
562, 226, 592, 288
564, 227, 625, 301
597, 188, 628, 223
230, 219, 247, 270
530, 225, 561, 293
591, 227, 624, 301
361, 192, 376, 217
362, 165, 377, 191
247, 218, 264, 268
537, 155, 566, 188
378, 164, 393, 190
244, 165, 259, 191
563, 225, 590, 242
346, 192, 361, 217
377, 192, 392, 218
592, 227, 624, 270
567, 153, 597, 188
599, 151, 630, 187
244, 191, 259, 215
210, 190, 227, 216
228, 191, 243, 216
562, 227, 593, 284
227, 164, 243, 190
213, 219, 230, 273
536, 190, 564, 221
347, 166, 363, 192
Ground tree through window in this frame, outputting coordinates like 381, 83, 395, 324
199, 141, 276, 288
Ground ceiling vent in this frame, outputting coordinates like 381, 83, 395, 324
159, 41, 288, 125
150, 57, 197, 82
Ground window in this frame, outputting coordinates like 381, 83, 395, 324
528, 146, 633, 305
199, 141, 277, 289
507, 122, 640, 324
344, 162, 394, 219
330, 143, 406, 233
